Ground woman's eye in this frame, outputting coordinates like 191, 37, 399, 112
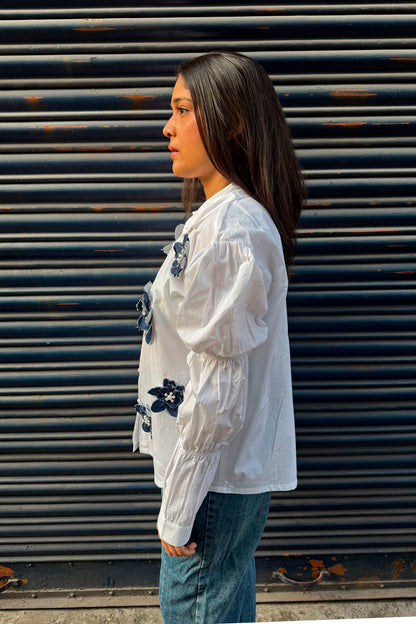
178, 107, 189, 115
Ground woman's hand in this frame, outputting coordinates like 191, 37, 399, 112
158, 525, 197, 557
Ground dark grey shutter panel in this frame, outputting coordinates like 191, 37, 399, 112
1, 2, 415, 599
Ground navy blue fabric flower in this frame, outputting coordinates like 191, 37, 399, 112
136, 281, 153, 344
171, 233, 190, 277
135, 403, 152, 435
162, 223, 186, 256
148, 378, 185, 417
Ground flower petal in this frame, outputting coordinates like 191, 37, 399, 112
174, 223, 185, 240
145, 327, 152, 344
148, 387, 161, 397
151, 399, 167, 413
166, 404, 179, 417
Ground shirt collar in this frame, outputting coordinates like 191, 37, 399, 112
184, 182, 242, 233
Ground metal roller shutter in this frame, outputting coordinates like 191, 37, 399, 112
1, 1, 415, 604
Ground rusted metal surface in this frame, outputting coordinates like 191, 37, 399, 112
0, 14, 415, 46
274, 569, 330, 590
0, 565, 26, 593
0, 0, 415, 599
0, 52, 415, 86
2, 555, 416, 601
1, 4, 416, 17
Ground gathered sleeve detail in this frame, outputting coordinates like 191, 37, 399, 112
176, 239, 269, 357
157, 239, 269, 546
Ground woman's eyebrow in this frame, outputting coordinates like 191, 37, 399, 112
171, 97, 193, 105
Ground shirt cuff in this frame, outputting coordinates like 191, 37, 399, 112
157, 506, 193, 547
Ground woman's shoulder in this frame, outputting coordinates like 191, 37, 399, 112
218, 186, 281, 247
189, 183, 283, 264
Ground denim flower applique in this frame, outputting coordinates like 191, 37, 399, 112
148, 378, 185, 417
161, 223, 190, 277
171, 233, 190, 278
136, 281, 153, 344
135, 403, 152, 436
162, 223, 185, 256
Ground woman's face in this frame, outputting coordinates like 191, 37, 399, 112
163, 74, 228, 199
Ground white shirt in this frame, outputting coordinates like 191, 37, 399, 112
132, 183, 297, 547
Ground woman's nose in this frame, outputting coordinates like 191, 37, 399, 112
163, 115, 175, 138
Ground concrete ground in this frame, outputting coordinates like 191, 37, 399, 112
2, 600, 416, 623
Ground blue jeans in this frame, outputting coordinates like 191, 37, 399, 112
159, 490, 271, 624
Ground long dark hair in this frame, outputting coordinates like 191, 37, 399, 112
176, 51, 305, 269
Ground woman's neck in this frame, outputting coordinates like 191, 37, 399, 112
200, 170, 230, 200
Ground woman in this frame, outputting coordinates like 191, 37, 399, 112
133, 51, 305, 624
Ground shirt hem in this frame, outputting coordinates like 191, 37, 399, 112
209, 480, 297, 494
133, 443, 152, 455
153, 473, 297, 494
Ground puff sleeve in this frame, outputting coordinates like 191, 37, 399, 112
157, 238, 269, 546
